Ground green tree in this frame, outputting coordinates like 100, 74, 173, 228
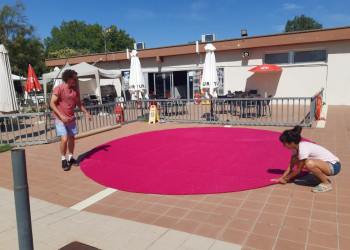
44, 21, 135, 58
0, 0, 28, 43
47, 47, 91, 58
0, 1, 46, 76
285, 15, 323, 32
7, 32, 46, 76
106, 25, 135, 53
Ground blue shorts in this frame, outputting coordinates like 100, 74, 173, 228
328, 161, 341, 176
55, 119, 78, 136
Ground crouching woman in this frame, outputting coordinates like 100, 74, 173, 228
271, 126, 341, 193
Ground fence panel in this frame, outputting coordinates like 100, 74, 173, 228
1, 89, 323, 146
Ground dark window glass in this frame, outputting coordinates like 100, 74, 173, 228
265, 53, 289, 64
294, 50, 327, 63
205, 35, 214, 42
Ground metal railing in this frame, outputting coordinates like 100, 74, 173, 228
1, 89, 324, 146
1, 103, 123, 147
127, 88, 324, 127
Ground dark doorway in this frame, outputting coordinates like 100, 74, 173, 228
148, 73, 154, 95
173, 71, 187, 98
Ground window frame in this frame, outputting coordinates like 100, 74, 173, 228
264, 49, 327, 65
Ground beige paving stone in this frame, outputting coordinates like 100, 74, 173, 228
45, 217, 79, 232
69, 210, 99, 223
0, 228, 18, 244
147, 241, 180, 250
35, 213, 63, 226
137, 225, 169, 241
54, 207, 80, 218
94, 230, 135, 249
158, 229, 191, 246
181, 234, 216, 250
41, 204, 66, 214
0, 239, 18, 250
122, 236, 154, 250
77, 222, 116, 241
32, 242, 58, 250
210, 240, 242, 250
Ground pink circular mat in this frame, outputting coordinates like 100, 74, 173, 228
80, 127, 301, 194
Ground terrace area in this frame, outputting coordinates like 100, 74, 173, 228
0, 105, 349, 249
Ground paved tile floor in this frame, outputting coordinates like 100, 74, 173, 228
0, 105, 349, 249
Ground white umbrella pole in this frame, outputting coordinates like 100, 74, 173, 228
35, 91, 39, 107
265, 75, 267, 98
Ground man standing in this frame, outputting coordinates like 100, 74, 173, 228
50, 69, 92, 171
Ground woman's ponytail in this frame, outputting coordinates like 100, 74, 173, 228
280, 126, 302, 144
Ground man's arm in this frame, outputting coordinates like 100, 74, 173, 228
50, 94, 69, 124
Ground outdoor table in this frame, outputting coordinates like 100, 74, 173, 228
89, 98, 99, 105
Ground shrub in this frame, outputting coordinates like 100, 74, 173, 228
0, 144, 12, 153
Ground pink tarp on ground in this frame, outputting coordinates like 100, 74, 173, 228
80, 127, 307, 194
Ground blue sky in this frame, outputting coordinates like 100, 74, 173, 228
3, 0, 350, 48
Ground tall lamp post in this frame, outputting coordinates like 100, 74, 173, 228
102, 27, 112, 54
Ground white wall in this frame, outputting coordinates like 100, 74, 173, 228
99, 40, 350, 105
78, 78, 98, 99
325, 41, 350, 105
214, 41, 350, 104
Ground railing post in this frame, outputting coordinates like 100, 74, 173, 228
11, 149, 34, 250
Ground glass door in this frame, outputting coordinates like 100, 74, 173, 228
154, 73, 173, 98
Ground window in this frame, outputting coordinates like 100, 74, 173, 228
201, 34, 216, 42
294, 50, 327, 63
134, 42, 145, 50
264, 50, 327, 64
265, 52, 289, 64
193, 68, 224, 96
217, 68, 224, 95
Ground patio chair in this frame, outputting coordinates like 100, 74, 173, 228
240, 98, 258, 118
89, 95, 99, 105
259, 95, 272, 117
83, 98, 92, 106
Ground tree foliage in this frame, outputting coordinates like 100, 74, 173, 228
47, 47, 91, 59
285, 15, 323, 32
1, 1, 136, 76
7, 32, 46, 76
0, 1, 46, 76
44, 20, 136, 58
0, 1, 28, 43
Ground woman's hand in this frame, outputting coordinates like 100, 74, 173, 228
271, 177, 287, 184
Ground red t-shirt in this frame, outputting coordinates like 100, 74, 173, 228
52, 84, 79, 122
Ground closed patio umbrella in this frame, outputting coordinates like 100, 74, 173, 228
201, 43, 219, 120
129, 50, 147, 99
201, 43, 219, 98
0, 44, 18, 113
249, 64, 282, 97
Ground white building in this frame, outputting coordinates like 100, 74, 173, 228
45, 26, 350, 105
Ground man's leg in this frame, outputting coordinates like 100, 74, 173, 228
60, 135, 68, 156
60, 135, 70, 171
67, 135, 79, 166
67, 135, 75, 156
